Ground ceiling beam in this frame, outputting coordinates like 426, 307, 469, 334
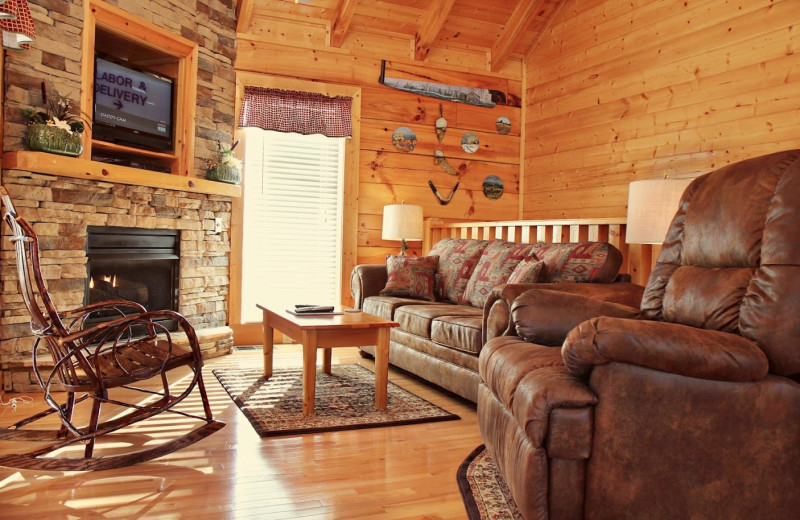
491, 0, 548, 72
414, 0, 457, 61
330, 0, 359, 47
236, 0, 255, 33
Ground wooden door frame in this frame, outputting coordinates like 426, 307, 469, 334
230, 73, 361, 345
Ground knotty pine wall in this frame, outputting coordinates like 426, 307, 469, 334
235, 41, 523, 266
524, 0, 800, 220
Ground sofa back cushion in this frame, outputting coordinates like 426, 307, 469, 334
530, 242, 623, 283
428, 238, 489, 304
461, 240, 534, 308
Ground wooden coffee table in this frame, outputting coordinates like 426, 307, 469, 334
257, 304, 398, 415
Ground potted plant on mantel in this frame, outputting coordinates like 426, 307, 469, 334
22, 82, 86, 157
205, 140, 242, 185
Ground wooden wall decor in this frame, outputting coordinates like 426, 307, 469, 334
380, 60, 500, 108
429, 180, 459, 205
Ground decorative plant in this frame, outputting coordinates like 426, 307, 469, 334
206, 140, 242, 172
22, 82, 87, 134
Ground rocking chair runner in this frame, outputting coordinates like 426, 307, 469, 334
0, 186, 225, 471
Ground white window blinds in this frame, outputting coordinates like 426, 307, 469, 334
240, 128, 345, 323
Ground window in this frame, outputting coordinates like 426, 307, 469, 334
240, 128, 346, 323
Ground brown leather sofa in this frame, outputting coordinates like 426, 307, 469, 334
478, 149, 800, 519
351, 239, 644, 402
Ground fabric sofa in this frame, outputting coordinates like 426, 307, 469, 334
350, 238, 645, 402
478, 149, 800, 519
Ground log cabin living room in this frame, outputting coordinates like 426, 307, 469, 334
0, 0, 799, 518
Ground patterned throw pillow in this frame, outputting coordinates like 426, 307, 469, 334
379, 255, 439, 301
530, 242, 621, 283
461, 240, 534, 308
506, 256, 545, 284
428, 238, 489, 304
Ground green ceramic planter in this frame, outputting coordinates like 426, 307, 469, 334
206, 163, 242, 185
25, 123, 83, 157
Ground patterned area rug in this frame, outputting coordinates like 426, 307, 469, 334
457, 445, 523, 520
213, 364, 459, 437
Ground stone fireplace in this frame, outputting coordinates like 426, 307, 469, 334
0, 172, 234, 392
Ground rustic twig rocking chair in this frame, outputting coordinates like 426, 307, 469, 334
0, 187, 224, 471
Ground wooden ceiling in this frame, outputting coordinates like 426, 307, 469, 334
236, 0, 564, 73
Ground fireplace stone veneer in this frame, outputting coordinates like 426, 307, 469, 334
0, 171, 234, 392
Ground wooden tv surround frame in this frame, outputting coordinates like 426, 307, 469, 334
422, 218, 657, 286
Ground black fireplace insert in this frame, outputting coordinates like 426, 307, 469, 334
85, 226, 180, 331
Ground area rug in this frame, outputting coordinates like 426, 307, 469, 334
457, 445, 523, 520
213, 364, 459, 437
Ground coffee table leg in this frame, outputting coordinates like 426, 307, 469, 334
302, 330, 318, 415
322, 348, 332, 374
262, 308, 274, 379
374, 327, 390, 410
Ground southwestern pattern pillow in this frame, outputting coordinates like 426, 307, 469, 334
507, 256, 545, 284
379, 255, 439, 301
461, 240, 534, 308
428, 238, 489, 304
530, 242, 622, 283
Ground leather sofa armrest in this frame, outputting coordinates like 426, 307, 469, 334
350, 264, 388, 310
482, 282, 646, 345
511, 289, 640, 346
563, 317, 769, 383
483, 283, 541, 344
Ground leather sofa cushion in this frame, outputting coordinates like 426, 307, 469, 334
431, 314, 483, 355
395, 303, 481, 338
362, 295, 438, 320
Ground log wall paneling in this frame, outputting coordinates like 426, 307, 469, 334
523, 0, 800, 222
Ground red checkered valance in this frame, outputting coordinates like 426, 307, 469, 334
239, 87, 352, 138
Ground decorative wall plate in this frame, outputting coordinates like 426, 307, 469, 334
461, 132, 479, 153
496, 116, 511, 135
482, 175, 504, 199
392, 126, 417, 152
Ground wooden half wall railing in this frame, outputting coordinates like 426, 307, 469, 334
422, 218, 658, 287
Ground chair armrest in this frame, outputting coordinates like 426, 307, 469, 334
482, 282, 645, 344
563, 317, 769, 382
511, 289, 640, 346
350, 264, 388, 309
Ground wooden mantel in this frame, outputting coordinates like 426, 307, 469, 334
3, 151, 241, 198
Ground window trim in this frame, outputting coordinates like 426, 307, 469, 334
230, 73, 361, 345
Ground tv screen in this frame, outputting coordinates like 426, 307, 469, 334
93, 56, 174, 151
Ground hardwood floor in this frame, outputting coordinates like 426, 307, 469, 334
0, 346, 482, 519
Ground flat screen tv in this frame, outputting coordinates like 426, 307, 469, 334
93, 56, 175, 151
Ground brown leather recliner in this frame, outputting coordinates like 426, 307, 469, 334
478, 150, 800, 519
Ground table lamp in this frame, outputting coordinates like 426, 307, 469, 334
382, 202, 423, 256
626, 178, 693, 244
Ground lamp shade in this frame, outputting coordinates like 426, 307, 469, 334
382, 203, 423, 242
626, 178, 693, 244
0, 0, 35, 49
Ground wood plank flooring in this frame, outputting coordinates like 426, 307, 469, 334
0, 346, 482, 519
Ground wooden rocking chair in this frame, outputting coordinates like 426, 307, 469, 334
0, 186, 224, 471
